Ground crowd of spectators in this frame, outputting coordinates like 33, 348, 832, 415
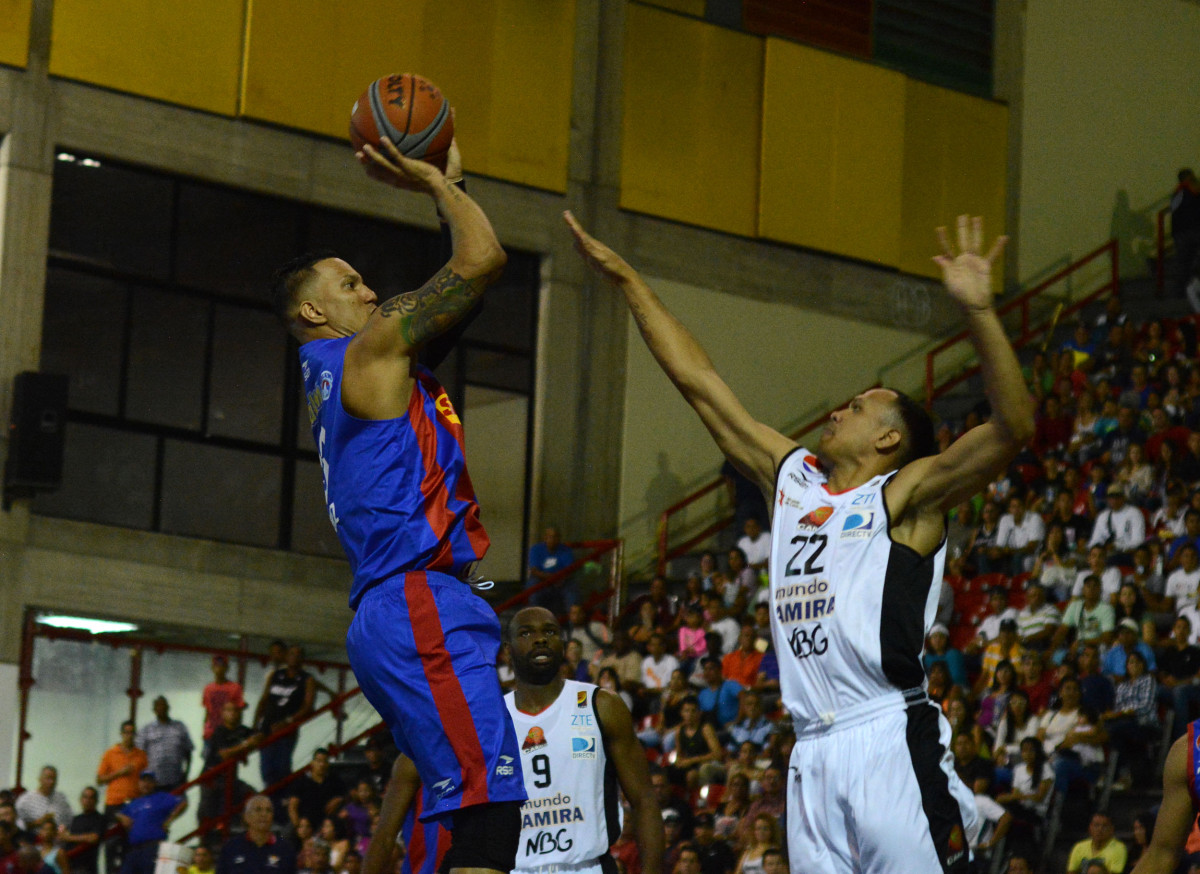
0, 640, 342, 874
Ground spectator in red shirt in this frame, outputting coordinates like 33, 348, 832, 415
1016, 650, 1055, 715
1033, 396, 1073, 456
721, 623, 763, 689
202, 656, 245, 749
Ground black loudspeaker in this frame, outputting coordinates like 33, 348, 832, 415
5, 371, 69, 492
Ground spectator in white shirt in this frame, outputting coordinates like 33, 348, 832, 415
1087, 484, 1145, 562
640, 633, 680, 697
994, 495, 1045, 575
705, 593, 741, 658
970, 587, 1020, 654
736, 517, 771, 573
1165, 543, 1200, 612
15, 766, 72, 830
1072, 545, 1124, 600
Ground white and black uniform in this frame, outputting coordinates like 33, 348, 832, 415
505, 680, 622, 874
771, 449, 976, 874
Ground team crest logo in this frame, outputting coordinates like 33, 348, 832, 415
841, 511, 874, 538
577, 690, 588, 707
797, 506, 834, 529
522, 726, 547, 752
571, 736, 597, 759
947, 826, 964, 852
434, 391, 462, 425
945, 824, 966, 865
319, 370, 333, 401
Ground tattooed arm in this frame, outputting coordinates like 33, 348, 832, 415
342, 140, 506, 419
563, 211, 793, 496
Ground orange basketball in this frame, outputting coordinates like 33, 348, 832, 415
350, 73, 453, 172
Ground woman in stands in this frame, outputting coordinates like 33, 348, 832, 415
978, 659, 1018, 730
1101, 650, 1159, 790
626, 599, 661, 651
1114, 581, 1157, 646
995, 737, 1053, 833
733, 813, 781, 874
1068, 389, 1101, 460
1116, 442, 1155, 505
712, 772, 751, 842
992, 691, 1039, 781
1035, 676, 1106, 795
318, 817, 351, 871
1031, 522, 1077, 601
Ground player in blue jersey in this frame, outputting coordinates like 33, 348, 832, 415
1130, 721, 1200, 873
271, 136, 524, 874
361, 755, 451, 874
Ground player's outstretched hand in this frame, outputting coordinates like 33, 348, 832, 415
933, 214, 1007, 311
563, 210, 638, 286
356, 138, 443, 194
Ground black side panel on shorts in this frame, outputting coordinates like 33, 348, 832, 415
906, 704, 969, 874
879, 541, 937, 690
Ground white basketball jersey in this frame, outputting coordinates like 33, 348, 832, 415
770, 449, 945, 729
505, 680, 622, 873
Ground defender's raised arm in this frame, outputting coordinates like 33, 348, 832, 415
563, 211, 793, 497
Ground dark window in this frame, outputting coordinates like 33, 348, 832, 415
37, 153, 539, 566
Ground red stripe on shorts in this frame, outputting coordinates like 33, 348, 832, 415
404, 570, 491, 807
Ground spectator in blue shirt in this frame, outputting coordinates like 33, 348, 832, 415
116, 772, 186, 874
696, 657, 741, 730
1101, 619, 1157, 679
526, 526, 575, 613
727, 690, 773, 751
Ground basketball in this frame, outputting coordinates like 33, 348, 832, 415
350, 73, 454, 172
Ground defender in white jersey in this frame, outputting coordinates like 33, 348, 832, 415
566, 213, 1035, 874
505, 607, 663, 874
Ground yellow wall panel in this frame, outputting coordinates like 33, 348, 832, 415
899, 81, 1007, 280
621, 4, 762, 237
242, 0, 573, 192
0, 0, 30, 69
50, 0, 243, 115
759, 38, 905, 266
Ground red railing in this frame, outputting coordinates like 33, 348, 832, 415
924, 239, 1118, 407
496, 539, 625, 627
1157, 206, 1171, 294
655, 240, 1121, 574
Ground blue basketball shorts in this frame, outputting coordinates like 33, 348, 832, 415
346, 570, 526, 823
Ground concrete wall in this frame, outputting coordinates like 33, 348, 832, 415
1017, 0, 1200, 281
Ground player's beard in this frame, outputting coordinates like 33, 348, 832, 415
513, 650, 563, 686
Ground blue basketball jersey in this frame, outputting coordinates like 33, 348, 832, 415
299, 337, 489, 608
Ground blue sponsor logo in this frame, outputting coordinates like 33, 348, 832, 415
571, 736, 597, 759
841, 511, 874, 538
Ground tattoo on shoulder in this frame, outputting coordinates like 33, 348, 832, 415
376, 265, 495, 346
